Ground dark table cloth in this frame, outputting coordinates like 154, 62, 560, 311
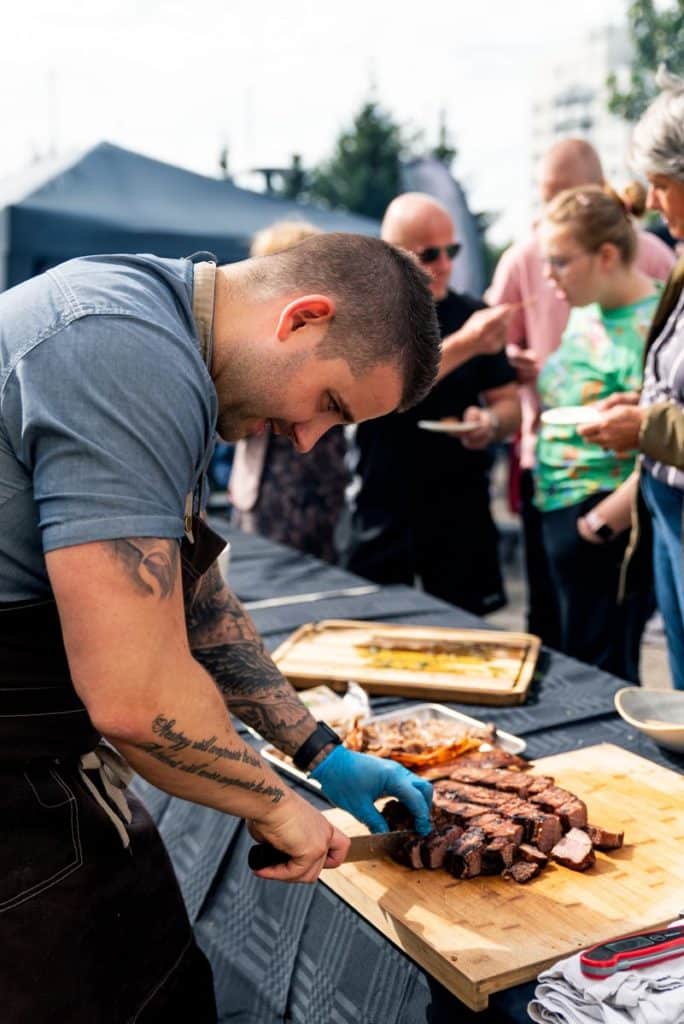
132, 519, 684, 1024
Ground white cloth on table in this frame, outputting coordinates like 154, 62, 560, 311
527, 920, 684, 1024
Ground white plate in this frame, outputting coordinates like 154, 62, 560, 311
259, 702, 526, 794
540, 406, 602, 427
614, 687, 684, 754
418, 419, 478, 435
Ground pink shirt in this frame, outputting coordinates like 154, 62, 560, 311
486, 227, 676, 468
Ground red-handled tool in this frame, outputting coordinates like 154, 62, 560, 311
580, 924, 684, 978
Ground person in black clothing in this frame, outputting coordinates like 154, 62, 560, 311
338, 193, 521, 615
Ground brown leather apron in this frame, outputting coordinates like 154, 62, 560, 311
0, 257, 225, 1023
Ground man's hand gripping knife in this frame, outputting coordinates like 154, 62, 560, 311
311, 744, 434, 836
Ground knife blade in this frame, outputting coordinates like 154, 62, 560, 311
248, 830, 413, 871
344, 830, 415, 862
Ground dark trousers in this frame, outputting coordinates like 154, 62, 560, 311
541, 493, 653, 683
342, 482, 506, 617
520, 469, 561, 647
0, 759, 217, 1023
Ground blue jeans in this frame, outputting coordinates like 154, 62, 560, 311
642, 471, 684, 690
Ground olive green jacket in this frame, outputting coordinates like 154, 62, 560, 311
621, 256, 684, 600
639, 399, 684, 469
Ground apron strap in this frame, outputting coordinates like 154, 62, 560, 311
185, 258, 218, 542
192, 260, 217, 371
79, 743, 134, 849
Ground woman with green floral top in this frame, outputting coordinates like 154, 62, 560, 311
536, 183, 662, 681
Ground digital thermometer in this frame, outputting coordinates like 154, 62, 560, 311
580, 925, 684, 978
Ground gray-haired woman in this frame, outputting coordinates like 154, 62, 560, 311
579, 67, 684, 689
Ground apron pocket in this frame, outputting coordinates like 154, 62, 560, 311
0, 765, 82, 913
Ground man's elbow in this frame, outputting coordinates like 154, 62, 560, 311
81, 690, 157, 747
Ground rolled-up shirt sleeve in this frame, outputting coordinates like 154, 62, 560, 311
2, 314, 215, 552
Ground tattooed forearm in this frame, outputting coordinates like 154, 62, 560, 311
193, 643, 314, 755
186, 566, 318, 755
150, 713, 261, 766
109, 538, 179, 598
131, 713, 284, 803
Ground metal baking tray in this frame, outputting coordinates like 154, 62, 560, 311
260, 702, 526, 794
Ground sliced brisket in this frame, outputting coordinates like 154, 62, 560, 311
447, 766, 536, 797
551, 828, 595, 871
382, 800, 414, 832
529, 786, 588, 829
443, 827, 486, 879
391, 835, 425, 870
481, 836, 518, 874
421, 826, 464, 870
502, 861, 540, 884
584, 824, 624, 851
517, 843, 549, 866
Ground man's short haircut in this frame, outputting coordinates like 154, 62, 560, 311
247, 233, 441, 410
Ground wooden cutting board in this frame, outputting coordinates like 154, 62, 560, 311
320, 743, 684, 1011
271, 620, 540, 705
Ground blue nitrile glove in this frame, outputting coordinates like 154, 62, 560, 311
310, 745, 433, 835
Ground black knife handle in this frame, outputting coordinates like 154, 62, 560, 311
248, 842, 291, 871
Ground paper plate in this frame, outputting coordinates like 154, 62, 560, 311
418, 419, 478, 435
540, 406, 603, 427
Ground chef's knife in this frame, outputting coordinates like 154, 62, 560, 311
248, 830, 414, 871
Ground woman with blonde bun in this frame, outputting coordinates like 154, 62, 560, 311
534, 183, 662, 681
580, 67, 684, 689
229, 221, 349, 561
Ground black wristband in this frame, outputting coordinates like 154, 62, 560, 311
292, 721, 342, 772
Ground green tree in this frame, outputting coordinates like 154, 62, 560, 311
308, 100, 409, 220
607, 0, 684, 121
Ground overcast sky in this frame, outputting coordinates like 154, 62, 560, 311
1, 0, 629, 243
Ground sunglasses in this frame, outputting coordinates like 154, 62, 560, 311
417, 243, 462, 264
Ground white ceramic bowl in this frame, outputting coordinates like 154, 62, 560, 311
614, 687, 684, 753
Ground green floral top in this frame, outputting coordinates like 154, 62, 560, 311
536, 289, 662, 513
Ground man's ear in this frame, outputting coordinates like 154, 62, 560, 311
276, 295, 336, 341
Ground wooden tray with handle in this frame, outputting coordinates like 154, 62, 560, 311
320, 743, 684, 1011
271, 619, 540, 705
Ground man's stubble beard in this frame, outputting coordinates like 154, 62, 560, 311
214, 346, 308, 441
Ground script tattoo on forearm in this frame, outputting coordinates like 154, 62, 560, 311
109, 538, 179, 598
186, 564, 315, 756
132, 712, 284, 803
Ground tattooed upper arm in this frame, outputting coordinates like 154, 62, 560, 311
108, 538, 180, 599
45, 537, 188, 726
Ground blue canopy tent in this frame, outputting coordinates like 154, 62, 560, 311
401, 156, 488, 297
0, 142, 379, 290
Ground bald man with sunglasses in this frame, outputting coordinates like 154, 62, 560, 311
339, 193, 520, 615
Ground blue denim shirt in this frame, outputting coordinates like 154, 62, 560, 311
0, 254, 217, 601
